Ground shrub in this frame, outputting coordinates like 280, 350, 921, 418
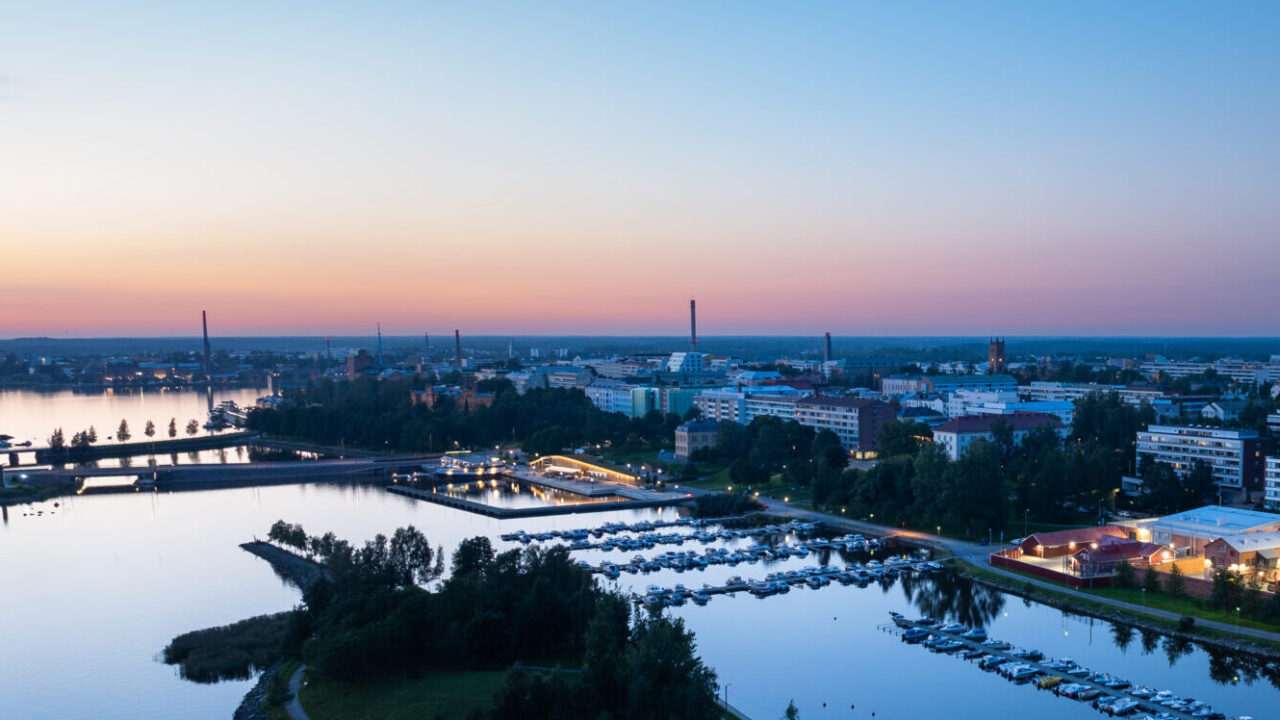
1178, 616, 1195, 633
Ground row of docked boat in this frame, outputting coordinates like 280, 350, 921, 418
892, 612, 1242, 720
500, 518, 820, 546
589, 547, 939, 579
630, 558, 941, 607
564, 529, 886, 556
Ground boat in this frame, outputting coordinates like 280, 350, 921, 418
933, 639, 965, 653
939, 622, 967, 634
1075, 687, 1102, 701
1037, 676, 1063, 690
903, 628, 930, 643
982, 639, 1012, 651
1009, 665, 1040, 681
961, 627, 988, 641
961, 648, 986, 660
978, 656, 1007, 671
1059, 683, 1087, 698
889, 611, 911, 627
690, 590, 710, 605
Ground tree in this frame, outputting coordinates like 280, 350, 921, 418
1142, 565, 1162, 594
168, 418, 178, 438
186, 419, 200, 436
87, 425, 98, 443
1113, 559, 1136, 589
145, 420, 157, 438
48, 428, 65, 450
117, 419, 132, 442
783, 700, 800, 719
1210, 568, 1243, 610
1186, 460, 1217, 505
876, 420, 931, 458
71, 431, 91, 449
1167, 563, 1186, 599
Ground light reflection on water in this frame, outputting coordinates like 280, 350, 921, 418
0, 482, 1275, 720
435, 479, 628, 509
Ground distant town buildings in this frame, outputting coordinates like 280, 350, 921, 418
793, 396, 896, 455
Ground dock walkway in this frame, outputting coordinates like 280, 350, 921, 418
890, 617, 1219, 720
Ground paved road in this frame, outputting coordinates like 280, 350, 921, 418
756, 497, 1280, 646
285, 664, 312, 720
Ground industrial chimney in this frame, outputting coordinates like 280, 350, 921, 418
201, 310, 212, 382
689, 299, 698, 351
455, 329, 462, 367
824, 332, 832, 363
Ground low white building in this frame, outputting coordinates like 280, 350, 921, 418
931, 413, 1065, 460
1202, 400, 1247, 422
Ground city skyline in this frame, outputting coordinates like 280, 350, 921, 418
4, 2, 1279, 337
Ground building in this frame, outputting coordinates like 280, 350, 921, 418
728, 369, 783, 386
666, 352, 708, 374
345, 350, 375, 379
584, 380, 636, 415
674, 420, 719, 461
1137, 505, 1280, 556
1265, 456, 1280, 511
793, 396, 896, 454
1269, 413, 1280, 434
880, 374, 926, 396
988, 338, 1006, 374
693, 385, 811, 424
1140, 358, 1280, 385
1018, 526, 1129, 559
1135, 425, 1268, 503
1203, 532, 1280, 578
1070, 537, 1171, 577
1201, 400, 1247, 422
921, 374, 1017, 395
968, 400, 1075, 425
411, 386, 494, 411
944, 389, 1021, 417
931, 413, 1065, 460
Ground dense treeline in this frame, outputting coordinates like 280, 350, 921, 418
163, 612, 295, 683
262, 523, 719, 719
245, 377, 681, 455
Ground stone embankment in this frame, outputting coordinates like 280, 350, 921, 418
232, 661, 278, 720
240, 541, 328, 590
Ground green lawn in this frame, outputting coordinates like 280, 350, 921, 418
298, 669, 507, 720
961, 560, 1280, 643
1086, 586, 1280, 633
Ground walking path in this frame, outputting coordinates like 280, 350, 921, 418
285, 664, 312, 720
755, 498, 1280, 646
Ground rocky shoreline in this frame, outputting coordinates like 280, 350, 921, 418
232, 662, 278, 720
240, 540, 328, 590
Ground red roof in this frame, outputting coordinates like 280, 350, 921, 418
1074, 539, 1167, 564
935, 413, 1062, 435
1023, 525, 1127, 549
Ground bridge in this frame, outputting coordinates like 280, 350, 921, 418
7, 431, 262, 467
14, 454, 439, 490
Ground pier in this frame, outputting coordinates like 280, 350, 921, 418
888, 617, 1235, 720
385, 483, 692, 518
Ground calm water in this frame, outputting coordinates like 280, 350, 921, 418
3, 481, 1277, 720
0, 386, 267, 466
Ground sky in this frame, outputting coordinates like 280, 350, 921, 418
1, 2, 1278, 337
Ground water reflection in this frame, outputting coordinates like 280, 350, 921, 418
898, 567, 1007, 629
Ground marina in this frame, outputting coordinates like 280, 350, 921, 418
888, 613, 1252, 720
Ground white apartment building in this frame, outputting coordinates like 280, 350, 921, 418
693, 385, 811, 424
584, 380, 637, 416
945, 389, 1022, 418
793, 396, 896, 453
932, 413, 1065, 461
1136, 425, 1267, 502
1265, 456, 1280, 511
968, 401, 1075, 425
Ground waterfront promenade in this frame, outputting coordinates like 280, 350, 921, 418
751, 496, 1280, 647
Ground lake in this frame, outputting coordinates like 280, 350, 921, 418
2, 479, 1277, 720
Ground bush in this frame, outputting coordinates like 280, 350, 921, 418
1112, 559, 1136, 589
163, 612, 295, 683
1178, 616, 1195, 633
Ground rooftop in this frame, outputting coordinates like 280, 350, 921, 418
1149, 505, 1280, 537
1213, 531, 1280, 552
795, 396, 887, 409
934, 413, 1062, 434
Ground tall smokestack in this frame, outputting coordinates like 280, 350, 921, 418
201, 310, 212, 381
424, 332, 429, 359
455, 329, 462, 367
689, 299, 697, 351
824, 332, 832, 363
376, 322, 384, 369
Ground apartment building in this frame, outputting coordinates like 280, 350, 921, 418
1135, 425, 1269, 503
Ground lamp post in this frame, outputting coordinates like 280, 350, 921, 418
1024, 508, 1029, 538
